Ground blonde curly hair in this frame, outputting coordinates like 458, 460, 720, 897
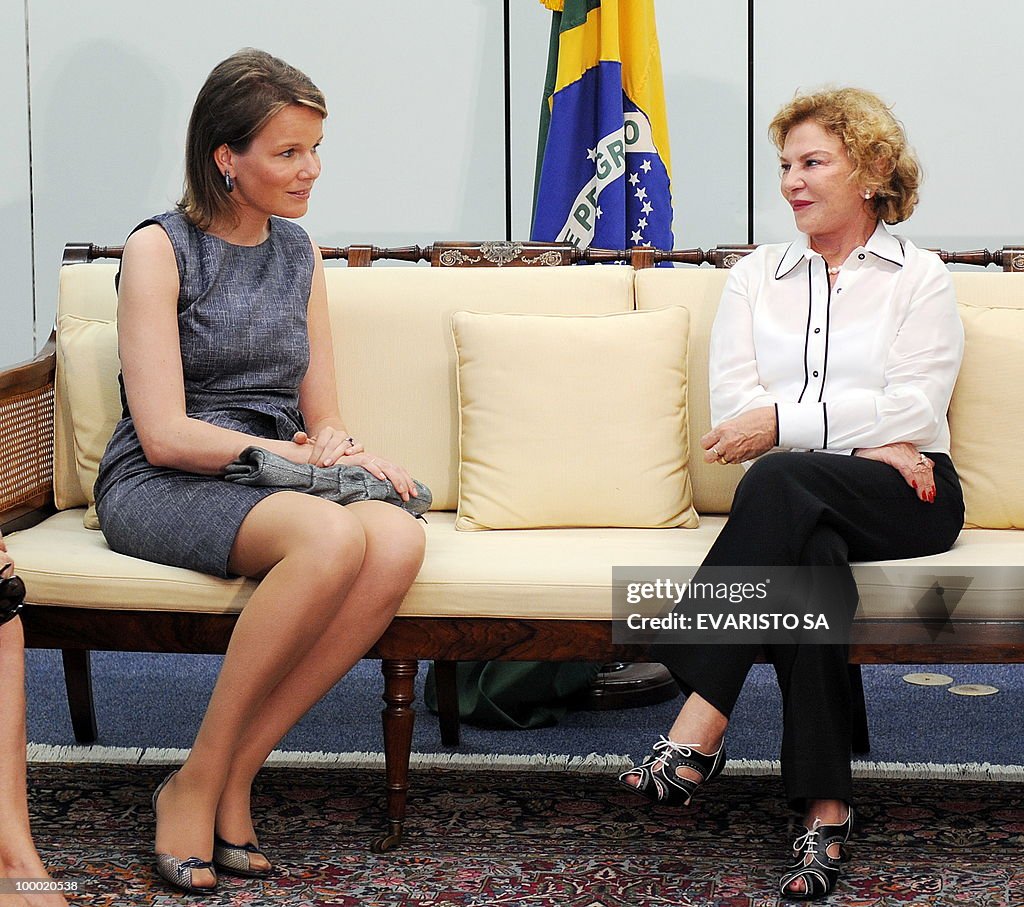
769, 87, 921, 225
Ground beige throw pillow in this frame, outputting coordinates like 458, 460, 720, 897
56, 315, 122, 529
949, 304, 1024, 528
452, 307, 698, 530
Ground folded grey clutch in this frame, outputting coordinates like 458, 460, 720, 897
223, 446, 431, 517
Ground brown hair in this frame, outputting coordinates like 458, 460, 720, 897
179, 48, 327, 230
769, 87, 921, 224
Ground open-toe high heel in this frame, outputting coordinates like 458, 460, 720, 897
214, 835, 274, 878
617, 735, 726, 805
152, 771, 218, 894
779, 807, 853, 901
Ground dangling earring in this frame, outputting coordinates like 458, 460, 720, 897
863, 189, 872, 199
224, 172, 235, 193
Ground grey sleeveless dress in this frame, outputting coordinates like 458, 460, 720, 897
94, 211, 314, 577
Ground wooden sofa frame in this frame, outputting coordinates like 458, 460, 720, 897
5, 239, 1024, 852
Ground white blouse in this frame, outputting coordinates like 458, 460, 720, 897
709, 222, 964, 458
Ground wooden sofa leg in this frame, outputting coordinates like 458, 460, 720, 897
433, 659, 461, 747
848, 663, 870, 754
373, 658, 418, 853
61, 649, 98, 744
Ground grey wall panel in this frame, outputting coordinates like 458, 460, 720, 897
1, 4, 35, 365
657, 0, 748, 250
754, 0, 1024, 250
27, 0, 506, 337
508, 2, 550, 241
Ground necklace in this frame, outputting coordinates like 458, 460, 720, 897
818, 224, 876, 278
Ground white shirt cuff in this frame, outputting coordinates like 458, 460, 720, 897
776, 402, 826, 450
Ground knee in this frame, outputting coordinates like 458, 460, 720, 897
380, 514, 426, 579
742, 451, 799, 485
734, 452, 818, 503
364, 511, 426, 586
287, 509, 367, 578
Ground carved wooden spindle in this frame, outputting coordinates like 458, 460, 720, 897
378, 245, 427, 264
929, 248, 997, 267
577, 246, 625, 264
650, 248, 709, 267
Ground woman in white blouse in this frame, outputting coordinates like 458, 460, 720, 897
619, 87, 964, 901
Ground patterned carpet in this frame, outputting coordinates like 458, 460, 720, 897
29, 763, 1024, 906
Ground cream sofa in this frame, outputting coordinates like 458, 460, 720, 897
3, 249, 1023, 850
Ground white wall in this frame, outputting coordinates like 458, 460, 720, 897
4, 0, 1024, 366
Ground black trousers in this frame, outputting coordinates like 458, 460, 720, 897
650, 451, 964, 808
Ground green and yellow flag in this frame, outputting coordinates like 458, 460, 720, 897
532, 0, 673, 250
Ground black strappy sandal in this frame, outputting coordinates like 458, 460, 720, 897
779, 808, 853, 900
617, 735, 726, 805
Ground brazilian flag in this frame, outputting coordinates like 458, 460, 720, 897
531, 0, 674, 251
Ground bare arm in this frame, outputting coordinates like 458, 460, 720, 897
117, 225, 317, 474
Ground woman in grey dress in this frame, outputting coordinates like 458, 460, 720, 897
94, 49, 425, 895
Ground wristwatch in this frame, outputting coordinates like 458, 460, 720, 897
0, 573, 26, 625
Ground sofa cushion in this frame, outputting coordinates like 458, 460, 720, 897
451, 307, 699, 530
55, 314, 121, 528
950, 303, 1024, 528
54, 263, 120, 510
634, 268, 743, 515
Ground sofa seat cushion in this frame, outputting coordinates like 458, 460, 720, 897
8, 511, 1022, 624
8, 509, 254, 614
